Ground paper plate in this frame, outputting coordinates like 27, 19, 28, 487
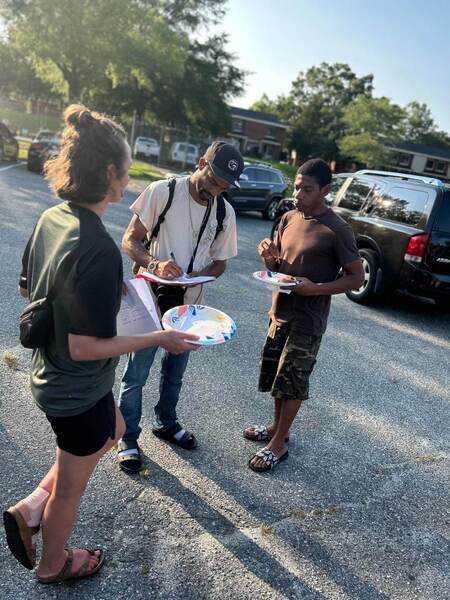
162, 305, 237, 346
253, 271, 300, 287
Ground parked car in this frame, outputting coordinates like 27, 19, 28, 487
170, 142, 199, 167
270, 172, 350, 238
0, 122, 19, 163
328, 170, 450, 307
133, 136, 160, 162
224, 163, 288, 221
27, 130, 61, 172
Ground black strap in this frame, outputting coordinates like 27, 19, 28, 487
187, 199, 213, 274
145, 178, 177, 249
215, 194, 226, 240
144, 178, 226, 272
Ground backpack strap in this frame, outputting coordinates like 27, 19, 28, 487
144, 177, 177, 250
214, 194, 226, 240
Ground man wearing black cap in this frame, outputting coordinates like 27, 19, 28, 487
116, 141, 243, 473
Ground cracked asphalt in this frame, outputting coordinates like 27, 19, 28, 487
1, 163, 449, 599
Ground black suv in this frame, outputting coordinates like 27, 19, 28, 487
224, 163, 288, 220
0, 122, 19, 163
329, 170, 450, 307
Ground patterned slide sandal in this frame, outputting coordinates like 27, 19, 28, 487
248, 447, 289, 472
243, 425, 289, 443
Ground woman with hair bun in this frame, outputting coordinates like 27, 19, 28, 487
3, 104, 198, 584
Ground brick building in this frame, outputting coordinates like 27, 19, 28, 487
227, 107, 288, 161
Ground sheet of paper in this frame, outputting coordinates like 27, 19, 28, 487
117, 278, 161, 336
137, 272, 216, 286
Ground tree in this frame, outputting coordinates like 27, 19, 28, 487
0, 0, 244, 133
404, 101, 450, 148
250, 63, 374, 161
0, 41, 61, 102
339, 96, 406, 167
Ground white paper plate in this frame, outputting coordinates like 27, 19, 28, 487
162, 305, 236, 346
253, 271, 299, 287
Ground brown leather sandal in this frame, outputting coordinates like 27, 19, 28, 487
37, 548, 105, 584
3, 506, 40, 570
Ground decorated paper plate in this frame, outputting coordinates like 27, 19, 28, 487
253, 271, 300, 287
162, 305, 237, 346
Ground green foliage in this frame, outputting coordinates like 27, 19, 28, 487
0, 0, 244, 133
339, 96, 405, 167
404, 101, 450, 148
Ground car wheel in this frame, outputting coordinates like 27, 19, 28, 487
345, 248, 378, 304
263, 198, 279, 221
270, 217, 281, 241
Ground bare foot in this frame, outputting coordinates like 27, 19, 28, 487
249, 441, 288, 470
37, 548, 102, 580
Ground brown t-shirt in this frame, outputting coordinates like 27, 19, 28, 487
269, 208, 360, 335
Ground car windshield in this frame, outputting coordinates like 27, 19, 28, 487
138, 137, 156, 144
36, 132, 55, 141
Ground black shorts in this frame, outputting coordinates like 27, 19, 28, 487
46, 391, 116, 456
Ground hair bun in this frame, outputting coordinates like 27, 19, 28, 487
64, 104, 96, 130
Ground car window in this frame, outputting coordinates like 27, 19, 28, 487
243, 167, 256, 181
36, 132, 55, 141
187, 145, 197, 154
325, 176, 345, 205
370, 186, 429, 226
338, 178, 373, 211
0, 123, 14, 139
435, 191, 450, 231
265, 171, 282, 183
253, 168, 269, 182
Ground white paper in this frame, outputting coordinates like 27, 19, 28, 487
139, 271, 216, 286
117, 278, 161, 336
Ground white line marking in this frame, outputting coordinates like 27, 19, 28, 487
0, 162, 25, 173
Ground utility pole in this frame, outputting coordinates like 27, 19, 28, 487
130, 110, 137, 150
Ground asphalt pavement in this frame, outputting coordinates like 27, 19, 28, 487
0, 163, 449, 599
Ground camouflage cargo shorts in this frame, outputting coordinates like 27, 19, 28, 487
258, 321, 322, 401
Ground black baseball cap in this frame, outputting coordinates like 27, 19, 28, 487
204, 141, 244, 187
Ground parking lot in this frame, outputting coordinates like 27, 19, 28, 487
0, 163, 449, 599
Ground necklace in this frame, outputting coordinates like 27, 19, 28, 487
188, 195, 200, 239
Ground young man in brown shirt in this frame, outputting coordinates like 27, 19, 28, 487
245, 159, 364, 472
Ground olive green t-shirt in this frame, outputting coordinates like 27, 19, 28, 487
270, 208, 360, 336
20, 202, 123, 417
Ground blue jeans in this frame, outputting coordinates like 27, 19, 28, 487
118, 346, 190, 444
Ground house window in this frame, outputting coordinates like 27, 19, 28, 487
424, 158, 448, 175
265, 126, 276, 140
232, 119, 244, 133
390, 151, 412, 169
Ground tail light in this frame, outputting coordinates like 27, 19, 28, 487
405, 233, 429, 263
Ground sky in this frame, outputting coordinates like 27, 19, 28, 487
220, 0, 450, 131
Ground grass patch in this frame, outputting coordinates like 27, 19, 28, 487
0, 106, 62, 137
129, 160, 166, 182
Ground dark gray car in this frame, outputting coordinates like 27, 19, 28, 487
224, 163, 288, 220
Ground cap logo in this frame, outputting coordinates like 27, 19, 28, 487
228, 159, 238, 171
